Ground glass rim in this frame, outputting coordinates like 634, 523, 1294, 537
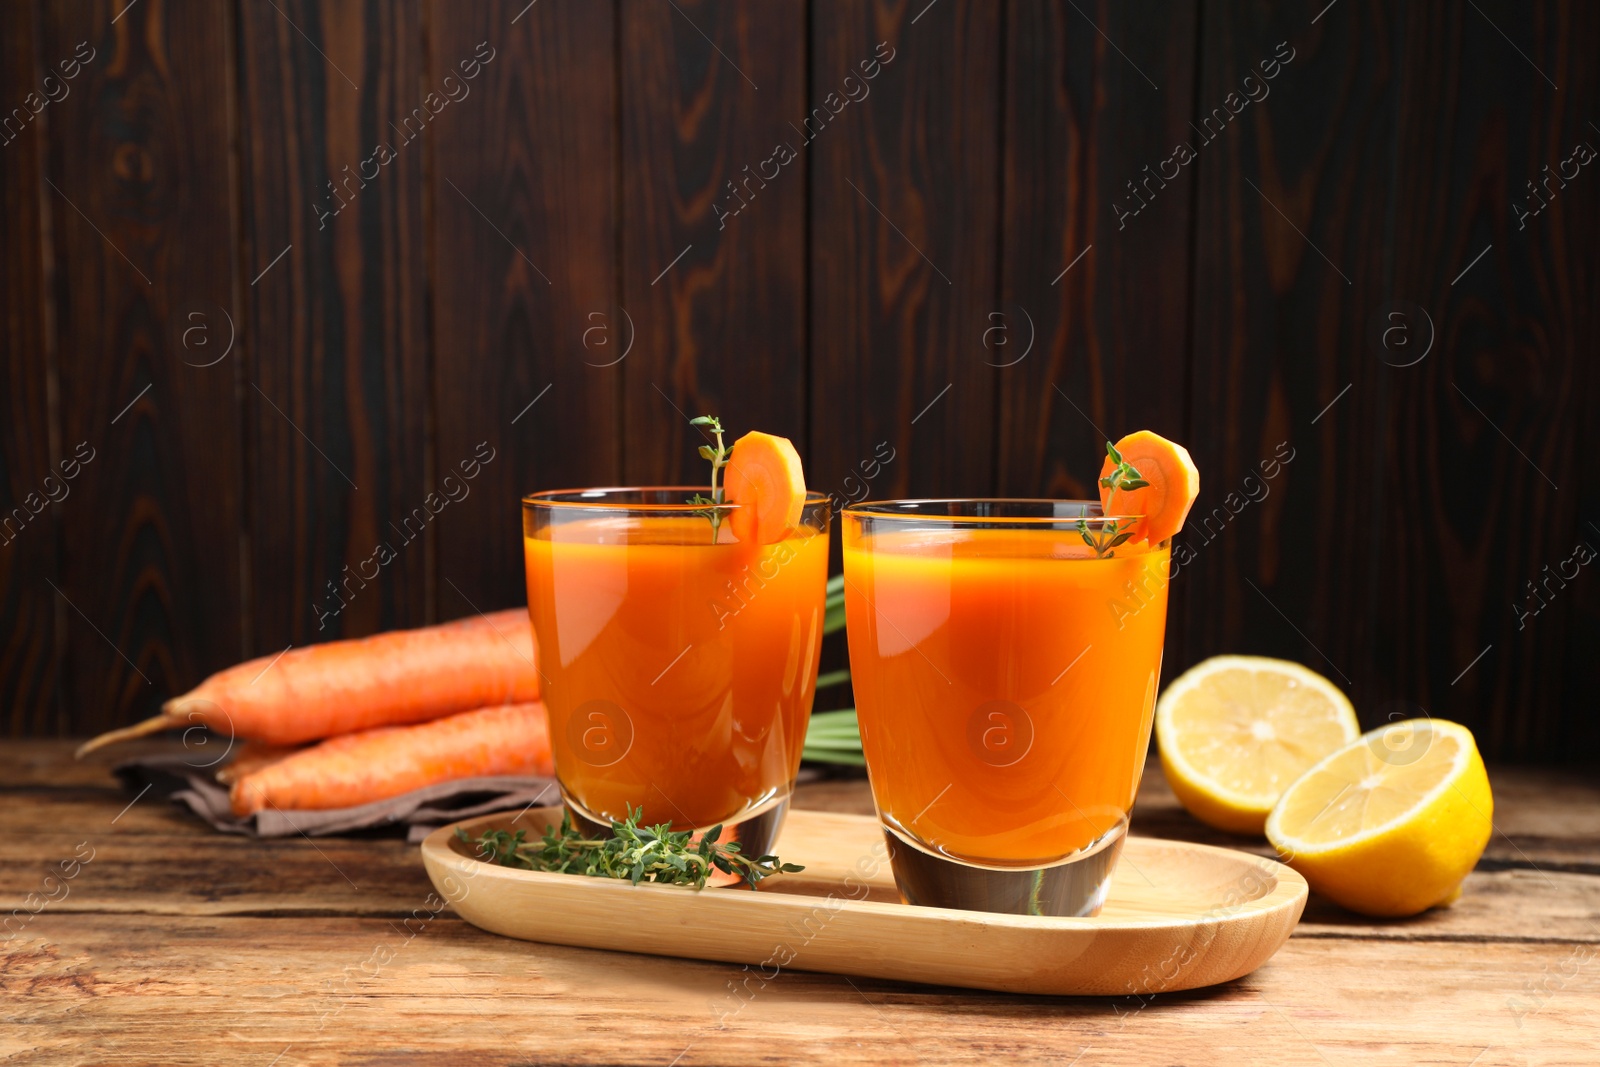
522, 486, 831, 513
842, 497, 1144, 524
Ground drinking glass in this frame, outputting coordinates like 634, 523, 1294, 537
842, 499, 1170, 916
523, 489, 830, 859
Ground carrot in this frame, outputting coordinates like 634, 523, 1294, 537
230, 702, 553, 816
215, 741, 304, 785
723, 430, 807, 544
1098, 431, 1200, 545
76, 610, 541, 757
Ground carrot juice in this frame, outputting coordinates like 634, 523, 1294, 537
842, 505, 1170, 870
522, 491, 829, 835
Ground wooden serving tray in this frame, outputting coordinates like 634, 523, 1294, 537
421, 807, 1307, 997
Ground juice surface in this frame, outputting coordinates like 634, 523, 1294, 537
525, 515, 827, 829
843, 526, 1170, 865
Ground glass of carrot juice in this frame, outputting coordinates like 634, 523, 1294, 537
522, 489, 831, 858
842, 500, 1170, 916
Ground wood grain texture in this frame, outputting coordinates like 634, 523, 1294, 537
1184, 3, 1390, 728
425, 808, 1306, 997
1565, 0, 1600, 761
620, 0, 808, 484
3, 5, 1598, 766
997, 0, 1196, 496
7, 744, 1597, 935
810, 0, 1000, 502
2, 744, 1597, 1063
1186, 1, 1599, 760
5, 918, 1598, 1065
6, 791, 1598, 941
1568, 156, 1600, 766
998, 0, 1198, 670
237, 0, 429, 646
1378, 0, 1599, 759
42, 0, 245, 736
0, 826, 432, 917
0, 0, 59, 737
429, 0, 619, 617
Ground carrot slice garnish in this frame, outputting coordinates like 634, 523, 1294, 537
1098, 430, 1200, 544
723, 431, 807, 544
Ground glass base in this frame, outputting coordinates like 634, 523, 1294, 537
883, 816, 1128, 917
559, 789, 792, 888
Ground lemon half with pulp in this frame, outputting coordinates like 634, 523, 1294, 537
1265, 718, 1492, 917
1156, 655, 1360, 834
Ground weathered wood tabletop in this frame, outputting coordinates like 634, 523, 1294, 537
3, 741, 1596, 1066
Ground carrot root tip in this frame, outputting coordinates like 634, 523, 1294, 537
73, 712, 183, 759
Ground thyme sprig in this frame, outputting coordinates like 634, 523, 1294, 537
686, 415, 731, 542
1098, 440, 1150, 498
457, 806, 803, 890
1076, 518, 1138, 558
1080, 441, 1148, 558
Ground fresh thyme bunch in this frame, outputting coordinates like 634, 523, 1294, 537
458, 807, 804, 890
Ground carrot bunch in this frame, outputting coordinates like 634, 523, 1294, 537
229, 703, 551, 816
77, 610, 554, 818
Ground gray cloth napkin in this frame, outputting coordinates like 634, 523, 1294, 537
114, 754, 559, 843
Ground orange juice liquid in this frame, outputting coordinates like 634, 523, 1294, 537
524, 516, 827, 829
843, 527, 1170, 865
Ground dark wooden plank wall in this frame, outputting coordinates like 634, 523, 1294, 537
237, 0, 432, 646
431, 0, 620, 618
1187, 0, 1599, 761
1, 0, 1594, 762
0, 0, 57, 737
1376, 0, 1596, 758
998, 0, 1198, 671
811, 0, 998, 503
622, 0, 809, 483
40, 0, 246, 733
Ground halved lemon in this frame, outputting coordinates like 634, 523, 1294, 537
1156, 656, 1360, 834
1265, 718, 1492, 917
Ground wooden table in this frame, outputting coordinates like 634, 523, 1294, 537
4, 742, 1597, 1066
